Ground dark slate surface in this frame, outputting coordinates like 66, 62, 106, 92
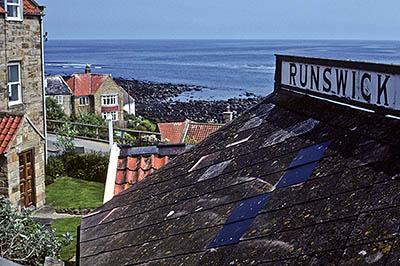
45, 76, 72, 95
79, 90, 400, 266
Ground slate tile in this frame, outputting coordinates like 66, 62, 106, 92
304, 218, 356, 253
338, 240, 393, 266
242, 208, 293, 240
222, 239, 277, 265
362, 180, 400, 212
320, 187, 372, 221
386, 237, 400, 266
335, 166, 391, 194
348, 207, 400, 245
196, 246, 236, 266
267, 226, 314, 260
296, 250, 344, 266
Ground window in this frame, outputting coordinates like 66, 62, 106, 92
101, 94, 118, 107
55, 95, 63, 105
102, 111, 117, 121
5, 0, 23, 21
79, 96, 89, 106
8, 62, 22, 105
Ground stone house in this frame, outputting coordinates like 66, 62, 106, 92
45, 75, 73, 117
0, 0, 46, 209
65, 66, 126, 121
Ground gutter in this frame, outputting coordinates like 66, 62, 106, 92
40, 13, 48, 163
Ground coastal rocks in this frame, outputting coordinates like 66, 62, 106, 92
114, 77, 265, 123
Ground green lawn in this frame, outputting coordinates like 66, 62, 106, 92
51, 217, 81, 262
45, 177, 105, 212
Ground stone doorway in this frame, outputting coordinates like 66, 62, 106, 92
19, 150, 35, 207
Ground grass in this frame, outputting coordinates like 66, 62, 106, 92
45, 177, 105, 212
51, 217, 82, 262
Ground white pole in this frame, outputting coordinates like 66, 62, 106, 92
107, 115, 113, 151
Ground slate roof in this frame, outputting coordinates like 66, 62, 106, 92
80, 89, 400, 265
0, 0, 42, 14
45, 76, 72, 96
0, 115, 23, 154
158, 120, 223, 143
65, 74, 108, 97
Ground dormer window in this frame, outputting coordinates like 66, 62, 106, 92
6, 0, 23, 21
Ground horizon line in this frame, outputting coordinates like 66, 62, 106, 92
45, 38, 400, 42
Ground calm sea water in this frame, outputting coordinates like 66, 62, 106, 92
44, 39, 400, 100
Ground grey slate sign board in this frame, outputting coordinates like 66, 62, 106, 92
275, 55, 400, 116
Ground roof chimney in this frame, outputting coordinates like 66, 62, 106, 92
85, 64, 91, 74
223, 106, 233, 123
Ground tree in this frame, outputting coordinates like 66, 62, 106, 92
55, 122, 78, 153
46, 97, 69, 121
0, 197, 72, 265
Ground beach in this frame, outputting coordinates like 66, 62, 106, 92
114, 77, 264, 123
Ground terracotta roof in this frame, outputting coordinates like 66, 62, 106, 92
65, 74, 108, 97
0, 6, 5, 13
185, 122, 223, 142
0, 115, 23, 154
158, 120, 223, 143
157, 121, 186, 143
114, 155, 168, 195
23, 0, 41, 14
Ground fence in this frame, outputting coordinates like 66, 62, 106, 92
47, 120, 162, 146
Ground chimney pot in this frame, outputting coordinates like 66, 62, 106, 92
85, 64, 91, 74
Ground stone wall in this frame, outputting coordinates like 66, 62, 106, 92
62, 95, 72, 117
94, 76, 124, 120
6, 119, 45, 209
0, 14, 44, 134
72, 95, 94, 118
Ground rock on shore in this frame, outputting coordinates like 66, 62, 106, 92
114, 78, 265, 123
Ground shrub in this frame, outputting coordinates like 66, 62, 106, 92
45, 175, 55, 186
46, 97, 69, 121
55, 123, 79, 153
0, 197, 72, 265
46, 157, 65, 178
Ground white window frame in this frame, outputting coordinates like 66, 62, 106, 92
102, 111, 117, 121
5, 0, 23, 21
8, 62, 22, 106
79, 96, 89, 106
55, 95, 63, 105
101, 94, 118, 107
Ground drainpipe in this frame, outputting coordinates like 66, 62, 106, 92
107, 114, 113, 151
40, 14, 48, 164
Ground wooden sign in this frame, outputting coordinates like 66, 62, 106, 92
275, 55, 400, 115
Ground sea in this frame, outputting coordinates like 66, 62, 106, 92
44, 39, 400, 101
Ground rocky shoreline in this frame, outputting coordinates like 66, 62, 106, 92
114, 77, 265, 123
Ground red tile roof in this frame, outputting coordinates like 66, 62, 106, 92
0, 1, 41, 14
65, 74, 108, 97
0, 115, 24, 154
158, 122, 186, 143
23, 0, 41, 14
158, 120, 223, 143
114, 155, 169, 195
186, 122, 223, 142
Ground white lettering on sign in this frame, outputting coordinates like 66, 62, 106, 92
280, 61, 400, 110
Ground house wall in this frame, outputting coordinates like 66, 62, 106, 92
59, 94, 72, 117
0, 14, 45, 134
3, 119, 45, 209
72, 95, 94, 118
94, 76, 124, 120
